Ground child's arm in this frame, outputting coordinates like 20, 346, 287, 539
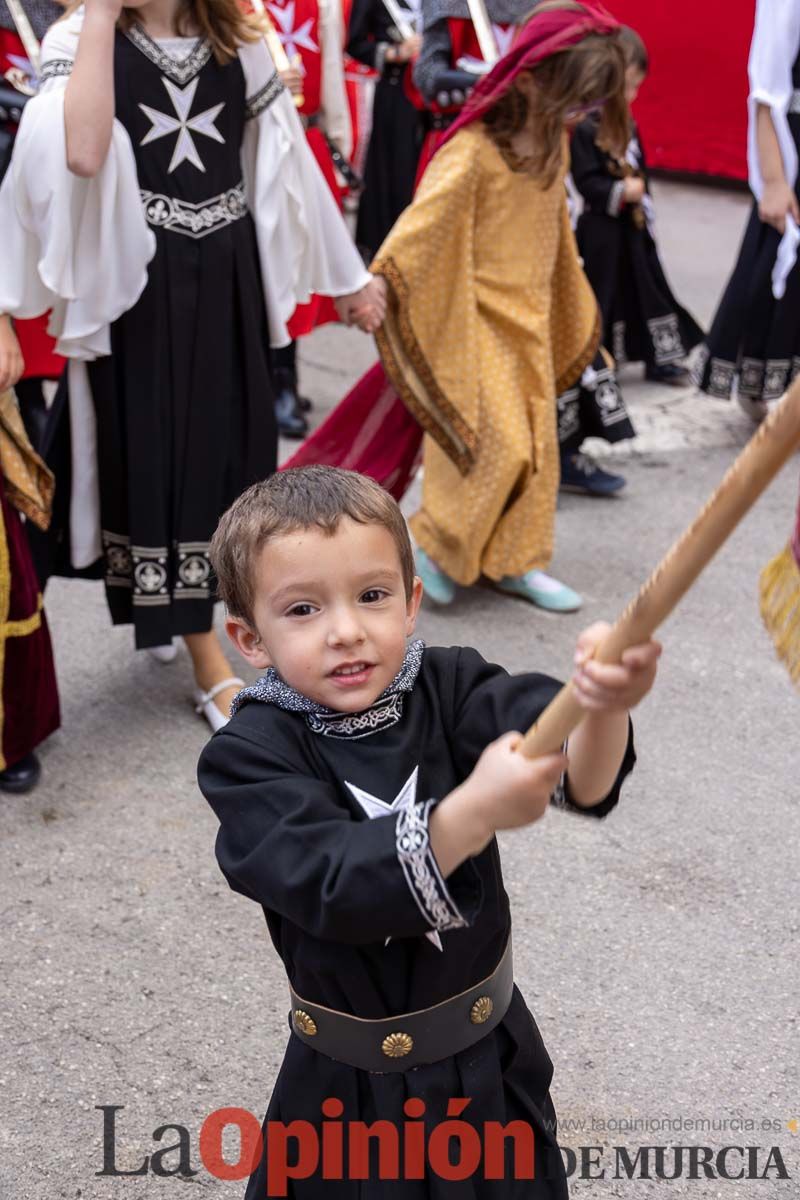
755, 104, 800, 233
199, 726, 485, 945
564, 622, 659, 807
430, 736, 567, 877
429, 633, 662, 878
63, 0, 121, 177
570, 119, 626, 216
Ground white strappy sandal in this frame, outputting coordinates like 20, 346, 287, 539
193, 677, 245, 733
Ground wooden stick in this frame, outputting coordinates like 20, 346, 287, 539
520, 379, 800, 758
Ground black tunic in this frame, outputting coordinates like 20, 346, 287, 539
695, 45, 800, 404
570, 116, 703, 372
347, 0, 424, 257
85, 28, 277, 647
198, 642, 636, 1197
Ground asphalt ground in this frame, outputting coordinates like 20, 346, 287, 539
1, 178, 798, 1198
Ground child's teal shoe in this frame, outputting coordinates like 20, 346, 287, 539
416, 547, 456, 605
495, 569, 582, 612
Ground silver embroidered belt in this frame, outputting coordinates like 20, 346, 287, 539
140, 181, 248, 240
790, 90, 800, 115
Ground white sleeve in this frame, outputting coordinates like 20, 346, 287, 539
0, 8, 155, 359
238, 37, 369, 348
747, 0, 800, 195
747, 0, 800, 298
318, 0, 353, 159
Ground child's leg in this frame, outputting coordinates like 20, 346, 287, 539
184, 630, 242, 720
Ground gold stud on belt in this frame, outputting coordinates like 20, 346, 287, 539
293, 1009, 318, 1036
470, 996, 494, 1025
381, 1031, 413, 1058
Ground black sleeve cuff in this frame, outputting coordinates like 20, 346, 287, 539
402, 798, 484, 929
554, 718, 636, 820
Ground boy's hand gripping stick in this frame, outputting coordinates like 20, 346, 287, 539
520, 380, 800, 759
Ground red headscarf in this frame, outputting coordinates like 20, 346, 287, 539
439, 1, 620, 150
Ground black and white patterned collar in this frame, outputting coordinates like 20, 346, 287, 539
231, 639, 425, 739
124, 23, 212, 85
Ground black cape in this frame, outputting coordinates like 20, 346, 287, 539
198, 642, 636, 1197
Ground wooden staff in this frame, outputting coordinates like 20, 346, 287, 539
520, 379, 800, 758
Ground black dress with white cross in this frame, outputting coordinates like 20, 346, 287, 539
199, 642, 636, 1198
88, 27, 278, 647
570, 115, 703, 373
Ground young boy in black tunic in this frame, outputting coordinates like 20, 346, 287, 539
570, 26, 703, 387
198, 464, 660, 1198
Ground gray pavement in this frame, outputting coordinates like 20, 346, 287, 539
2, 179, 799, 1198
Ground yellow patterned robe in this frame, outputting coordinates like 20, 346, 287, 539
374, 125, 600, 584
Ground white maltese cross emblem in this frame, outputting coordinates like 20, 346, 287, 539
345, 767, 443, 951
139, 76, 224, 173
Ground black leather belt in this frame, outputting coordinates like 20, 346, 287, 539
288, 937, 513, 1073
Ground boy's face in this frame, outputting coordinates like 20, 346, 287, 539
226, 518, 423, 713
625, 66, 646, 107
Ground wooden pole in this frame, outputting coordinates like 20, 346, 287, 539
520, 379, 800, 758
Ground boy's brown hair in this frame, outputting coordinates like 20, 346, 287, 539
211, 466, 416, 625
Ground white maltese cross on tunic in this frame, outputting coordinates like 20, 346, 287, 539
345, 767, 443, 951
139, 76, 225, 173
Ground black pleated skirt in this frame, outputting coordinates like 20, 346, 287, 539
87, 213, 277, 648
694, 201, 800, 404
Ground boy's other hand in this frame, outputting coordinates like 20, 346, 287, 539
430, 734, 566, 875
571, 621, 661, 713
462, 732, 567, 835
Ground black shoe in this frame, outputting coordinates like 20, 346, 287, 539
272, 367, 309, 439
645, 362, 691, 387
0, 752, 41, 794
560, 452, 626, 496
297, 394, 313, 413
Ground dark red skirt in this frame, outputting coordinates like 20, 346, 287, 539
0, 476, 60, 769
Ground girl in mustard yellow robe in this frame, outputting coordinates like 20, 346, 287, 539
373, 0, 630, 610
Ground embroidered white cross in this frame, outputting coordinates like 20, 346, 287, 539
492, 24, 515, 58
267, 0, 319, 73
345, 768, 443, 951
139, 76, 224, 174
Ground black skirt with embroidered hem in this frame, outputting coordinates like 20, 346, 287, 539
693, 201, 800, 404
90, 211, 277, 648
557, 349, 635, 454
84, 31, 277, 649
577, 212, 703, 372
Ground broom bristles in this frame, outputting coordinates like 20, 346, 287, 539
759, 542, 800, 687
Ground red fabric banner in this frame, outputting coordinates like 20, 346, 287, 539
608, 0, 756, 181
